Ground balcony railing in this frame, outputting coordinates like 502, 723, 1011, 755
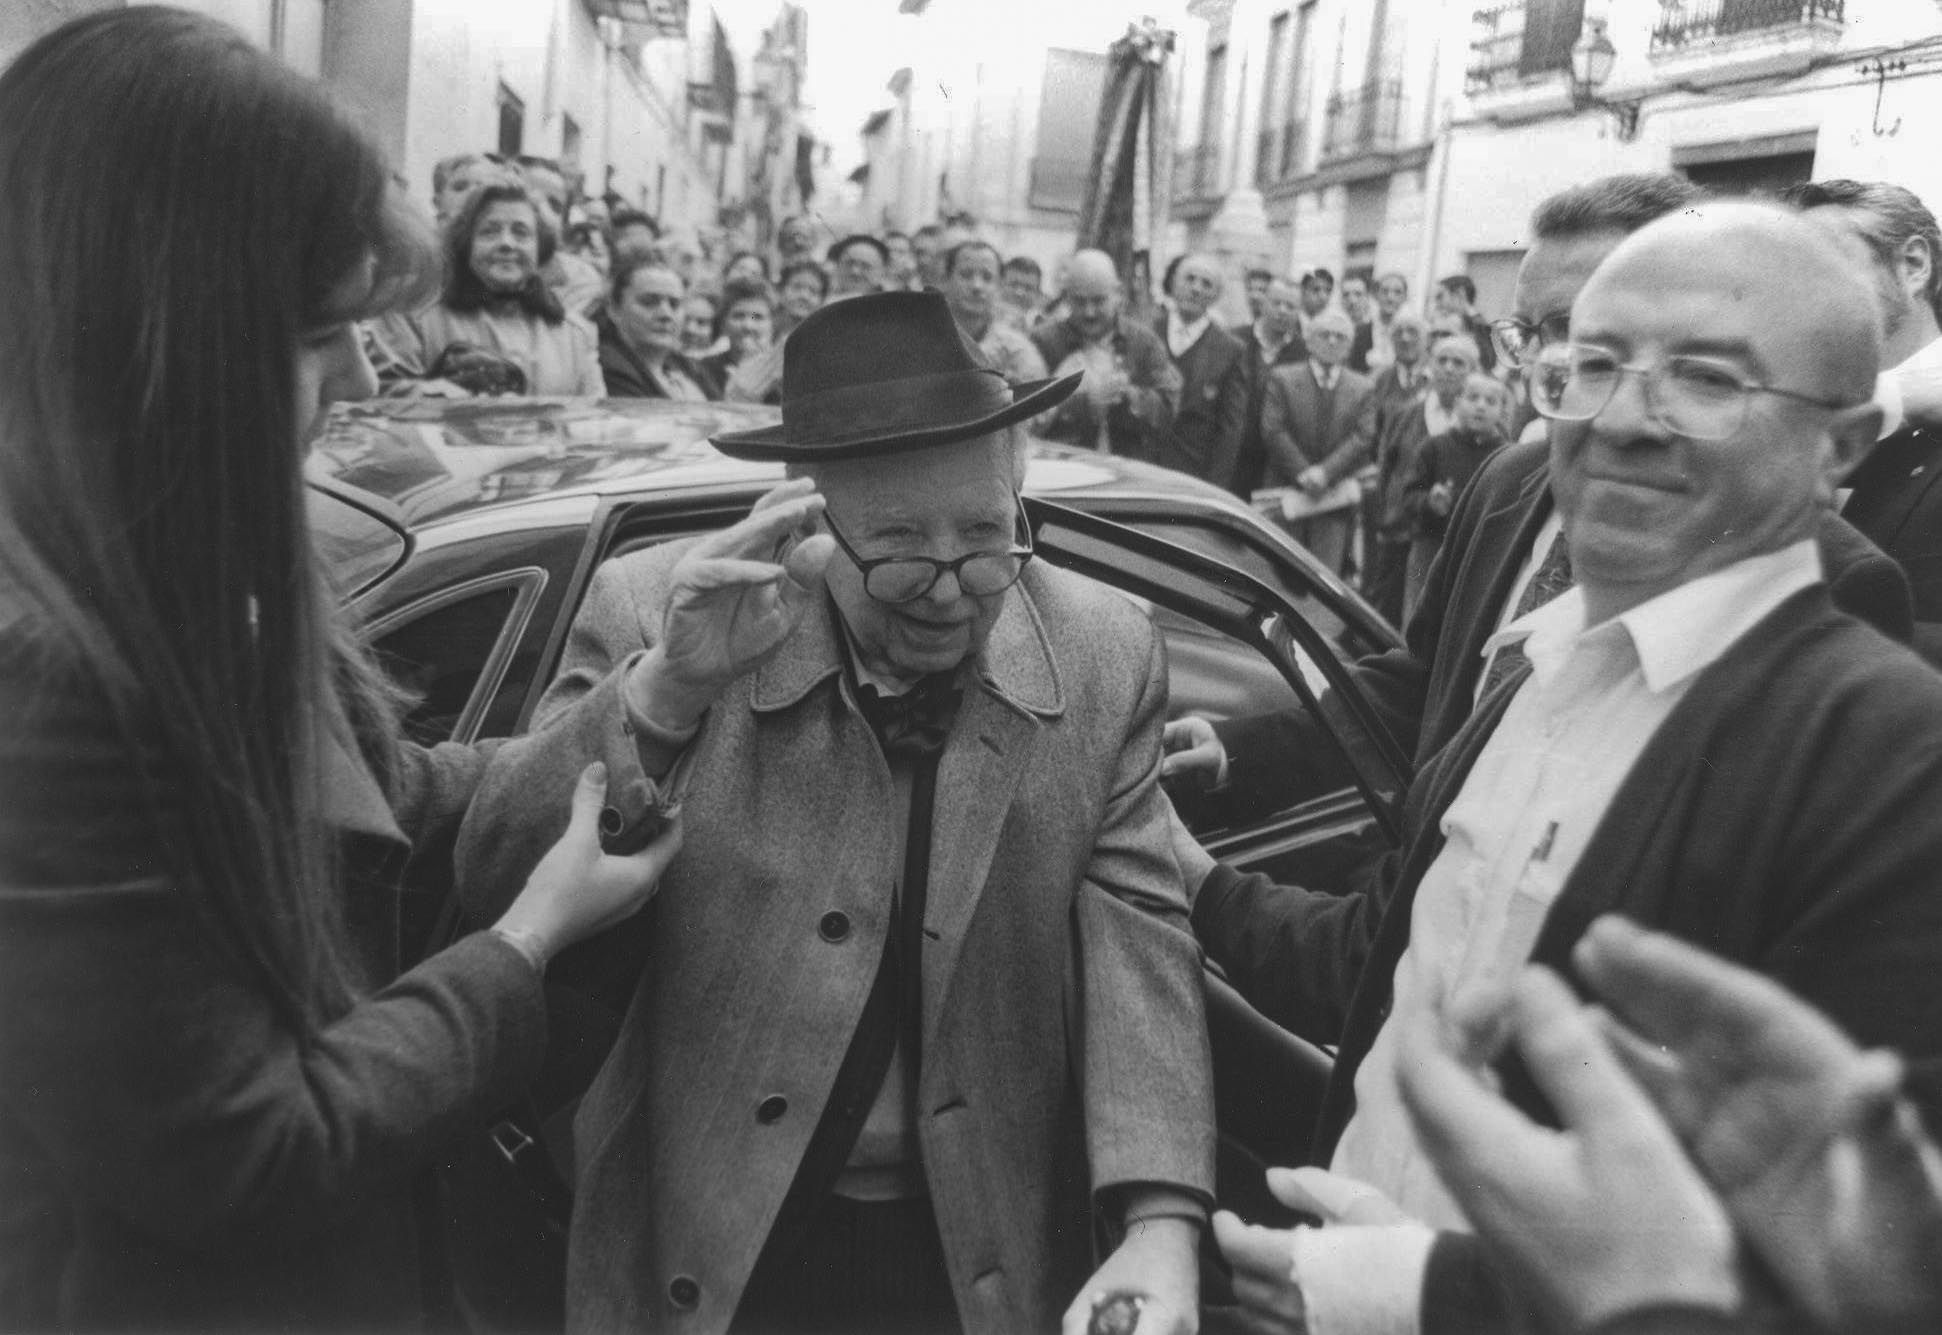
1467, 0, 1586, 94
1652, 0, 1845, 52
1174, 143, 1221, 200
1321, 80, 1404, 161
1254, 119, 1308, 185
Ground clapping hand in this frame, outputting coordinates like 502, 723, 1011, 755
625, 478, 835, 732
1575, 916, 1942, 1330
1395, 967, 1741, 1333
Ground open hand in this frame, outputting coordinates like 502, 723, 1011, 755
1395, 966, 1740, 1332
1576, 916, 1942, 1329
627, 478, 835, 730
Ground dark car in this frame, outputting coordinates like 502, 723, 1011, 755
308, 395, 1414, 1323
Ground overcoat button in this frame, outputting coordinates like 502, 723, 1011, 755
818, 911, 851, 942
757, 1095, 789, 1124
669, 1275, 700, 1309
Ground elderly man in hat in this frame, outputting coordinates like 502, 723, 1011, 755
457, 291, 1215, 1335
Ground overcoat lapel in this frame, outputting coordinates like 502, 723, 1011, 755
922, 585, 1063, 1048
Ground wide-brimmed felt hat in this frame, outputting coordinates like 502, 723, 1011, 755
711, 289, 1080, 461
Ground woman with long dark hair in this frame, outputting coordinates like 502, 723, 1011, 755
0, 10, 678, 1329
376, 178, 605, 396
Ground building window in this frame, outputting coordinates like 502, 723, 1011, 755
1468, 0, 1587, 93
1029, 48, 1109, 214
497, 83, 525, 159
1256, 15, 1289, 186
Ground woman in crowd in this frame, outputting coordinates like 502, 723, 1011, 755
704, 275, 783, 405
596, 256, 720, 400
376, 178, 604, 396
0, 11, 679, 1329
775, 256, 829, 337
722, 250, 770, 287
564, 205, 614, 284
681, 288, 721, 357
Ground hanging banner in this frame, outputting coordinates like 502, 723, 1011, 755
1076, 20, 1175, 320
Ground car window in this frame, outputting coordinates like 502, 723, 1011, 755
369, 572, 544, 746
308, 478, 410, 599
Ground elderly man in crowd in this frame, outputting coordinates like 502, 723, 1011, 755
1033, 249, 1180, 459
1154, 253, 1248, 489
1790, 179, 1942, 663
1231, 276, 1310, 498
1194, 199, 1942, 1333
1259, 305, 1373, 574
457, 291, 1214, 1335
942, 239, 1048, 384
1348, 310, 1438, 623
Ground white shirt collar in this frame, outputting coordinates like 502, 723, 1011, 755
1167, 309, 1212, 358
1872, 332, 1942, 439
1484, 538, 1823, 694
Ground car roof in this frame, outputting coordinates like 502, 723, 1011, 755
306, 395, 1248, 528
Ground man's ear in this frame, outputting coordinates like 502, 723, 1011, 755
1825, 400, 1884, 489
1900, 234, 1935, 304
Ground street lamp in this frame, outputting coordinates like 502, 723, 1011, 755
1570, 17, 1641, 142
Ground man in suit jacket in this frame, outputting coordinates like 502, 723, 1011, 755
1230, 277, 1308, 498
1197, 201, 1942, 1333
456, 292, 1213, 1335
1259, 305, 1373, 574
1792, 179, 1942, 664
1154, 253, 1248, 489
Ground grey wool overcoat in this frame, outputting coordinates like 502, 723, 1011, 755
457, 544, 1218, 1335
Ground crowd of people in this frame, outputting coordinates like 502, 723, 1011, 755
4, 10, 1942, 1335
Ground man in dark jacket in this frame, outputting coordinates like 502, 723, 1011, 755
1153, 253, 1247, 489
1198, 199, 1942, 1335
1791, 179, 1942, 664
1230, 277, 1308, 498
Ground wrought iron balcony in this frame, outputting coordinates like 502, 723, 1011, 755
1254, 119, 1308, 185
1173, 142, 1221, 201
1652, 0, 1845, 53
1467, 0, 1587, 94
1321, 80, 1403, 161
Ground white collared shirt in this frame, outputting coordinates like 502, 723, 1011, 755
1871, 333, 1942, 440
1420, 393, 1457, 439
1299, 538, 1825, 1335
1166, 310, 1212, 360
1312, 362, 1341, 392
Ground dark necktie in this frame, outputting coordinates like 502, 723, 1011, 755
1479, 528, 1574, 699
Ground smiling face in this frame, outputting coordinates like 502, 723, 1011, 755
1551, 212, 1879, 611
831, 240, 885, 297
614, 264, 686, 358
469, 199, 542, 294
781, 267, 825, 322
816, 434, 1020, 680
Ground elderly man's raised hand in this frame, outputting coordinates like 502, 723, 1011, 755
1575, 916, 1942, 1331
625, 478, 835, 733
1395, 967, 1742, 1333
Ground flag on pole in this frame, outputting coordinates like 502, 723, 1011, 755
1077, 20, 1176, 323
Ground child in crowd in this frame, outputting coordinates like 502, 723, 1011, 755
1402, 371, 1512, 619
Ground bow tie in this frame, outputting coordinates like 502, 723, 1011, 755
855, 674, 963, 758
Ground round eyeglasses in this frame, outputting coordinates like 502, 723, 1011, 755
823, 496, 1035, 604
1528, 342, 1853, 442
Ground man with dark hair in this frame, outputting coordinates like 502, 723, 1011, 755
827, 233, 890, 301
610, 208, 660, 265
999, 254, 1043, 330
883, 230, 917, 290
1790, 178, 1942, 661
943, 240, 1047, 383
1296, 267, 1333, 339
516, 154, 605, 317
911, 223, 947, 289
1341, 274, 1375, 372
1243, 266, 1274, 322
1200, 199, 1942, 1335
1433, 273, 1494, 372
776, 214, 817, 269
1154, 253, 1248, 488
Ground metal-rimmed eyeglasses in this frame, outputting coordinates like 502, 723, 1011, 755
1488, 314, 1570, 370
822, 494, 1035, 604
1528, 342, 1855, 442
